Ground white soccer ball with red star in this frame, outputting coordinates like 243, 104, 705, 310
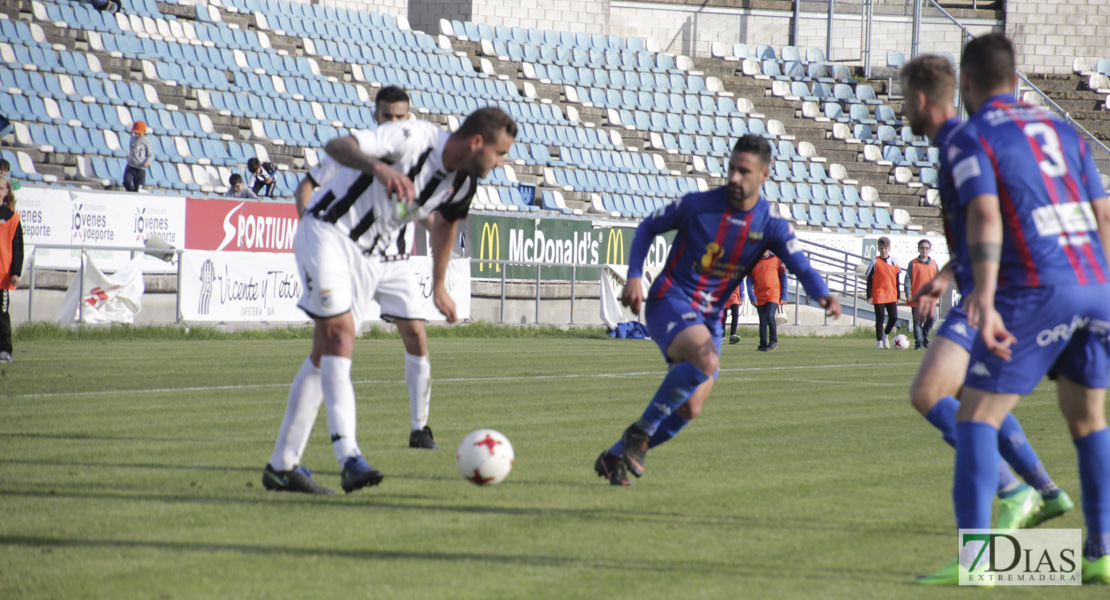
456, 429, 514, 486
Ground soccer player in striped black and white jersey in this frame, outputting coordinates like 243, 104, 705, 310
292, 87, 446, 452
262, 107, 516, 494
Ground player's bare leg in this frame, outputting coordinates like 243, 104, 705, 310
395, 318, 438, 449
1056, 376, 1110, 583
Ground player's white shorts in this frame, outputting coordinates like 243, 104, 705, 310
294, 216, 424, 331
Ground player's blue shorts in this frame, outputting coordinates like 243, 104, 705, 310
936, 306, 976, 352
964, 283, 1110, 395
645, 295, 723, 365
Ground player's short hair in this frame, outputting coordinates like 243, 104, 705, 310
918, 238, 931, 248
0, 158, 9, 172
878, 236, 891, 248
961, 33, 1015, 93
375, 85, 409, 106
229, 173, 243, 186
247, 157, 261, 172
456, 106, 517, 142
731, 134, 772, 166
901, 54, 956, 105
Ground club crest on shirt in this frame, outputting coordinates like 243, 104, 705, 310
694, 242, 736, 279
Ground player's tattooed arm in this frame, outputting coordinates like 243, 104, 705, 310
968, 242, 1001, 264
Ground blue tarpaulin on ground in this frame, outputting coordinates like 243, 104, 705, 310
608, 321, 650, 339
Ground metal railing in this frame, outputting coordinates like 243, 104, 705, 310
25, 244, 184, 324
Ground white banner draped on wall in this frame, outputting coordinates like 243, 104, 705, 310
179, 251, 471, 324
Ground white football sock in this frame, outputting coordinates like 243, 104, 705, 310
405, 352, 432, 431
269, 356, 323, 471
320, 355, 360, 467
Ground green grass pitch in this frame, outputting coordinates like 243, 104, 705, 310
0, 333, 1100, 598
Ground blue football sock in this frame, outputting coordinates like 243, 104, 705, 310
996, 461, 1021, 496
924, 395, 959, 448
954, 421, 1000, 530
648, 412, 691, 449
634, 361, 709, 436
998, 412, 1057, 495
1075, 428, 1110, 559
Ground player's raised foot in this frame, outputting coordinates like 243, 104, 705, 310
1083, 555, 1110, 584
728, 334, 740, 345
914, 558, 959, 586
1025, 489, 1074, 528
0, 351, 12, 363
996, 484, 1042, 530
262, 463, 335, 495
409, 425, 439, 450
594, 451, 631, 486
340, 455, 384, 493
619, 424, 650, 478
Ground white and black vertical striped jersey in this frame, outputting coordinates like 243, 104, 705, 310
305, 120, 476, 257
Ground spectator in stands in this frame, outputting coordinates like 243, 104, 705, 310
246, 157, 278, 198
0, 159, 20, 191
123, 121, 152, 193
866, 236, 901, 349
0, 175, 23, 364
751, 250, 787, 352
904, 238, 938, 350
720, 284, 743, 345
88, 0, 120, 13
225, 173, 258, 199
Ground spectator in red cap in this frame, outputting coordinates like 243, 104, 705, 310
123, 121, 152, 192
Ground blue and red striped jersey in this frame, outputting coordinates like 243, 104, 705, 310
946, 93, 1108, 290
935, 116, 976, 295
627, 186, 829, 315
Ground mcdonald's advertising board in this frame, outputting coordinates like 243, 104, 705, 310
469, 215, 673, 282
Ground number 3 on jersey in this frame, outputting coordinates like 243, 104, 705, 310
1023, 122, 1068, 178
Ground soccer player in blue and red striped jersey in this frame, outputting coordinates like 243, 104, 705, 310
927, 34, 1110, 584
593, 135, 842, 486
902, 54, 1075, 585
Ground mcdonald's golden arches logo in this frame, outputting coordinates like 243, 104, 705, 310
479, 222, 500, 273
605, 229, 625, 265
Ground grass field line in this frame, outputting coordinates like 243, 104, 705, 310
3, 362, 914, 400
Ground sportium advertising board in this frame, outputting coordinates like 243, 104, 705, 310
469, 215, 674, 282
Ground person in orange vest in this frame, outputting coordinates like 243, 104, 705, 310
0, 175, 23, 363
904, 238, 938, 350
866, 236, 901, 349
750, 249, 786, 352
720, 283, 744, 345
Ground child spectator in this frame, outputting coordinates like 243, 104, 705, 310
123, 121, 152, 192
721, 284, 743, 345
866, 236, 901, 349
0, 159, 20, 191
225, 173, 258, 199
904, 238, 938, 349
0, 175, 23, 363
751, 250, 787, 352
246, 158, 277, 197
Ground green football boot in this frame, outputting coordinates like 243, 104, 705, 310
1025, 490, 1075, 528
915, 558, 959, 586
995, 484, 1041, 530
1083, 555, 1110, 584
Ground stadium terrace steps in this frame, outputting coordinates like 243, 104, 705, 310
1025, 74, 1110, 143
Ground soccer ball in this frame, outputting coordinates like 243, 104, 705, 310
456, 429, 514, 486
892, 334, 911, 350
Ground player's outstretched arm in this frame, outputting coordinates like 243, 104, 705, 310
430, 214, 459, 323
620, 277, 644, 316
324, 135, 415, 204
965, 192, 1015, 360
